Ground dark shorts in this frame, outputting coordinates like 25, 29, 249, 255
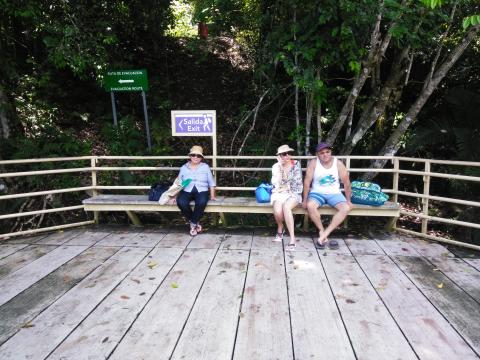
308, 192, 347, 207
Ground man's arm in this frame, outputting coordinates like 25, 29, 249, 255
302, 159, 315, 206
337, 160, 352, 203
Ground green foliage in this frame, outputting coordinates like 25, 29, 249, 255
101, 116, 145, 155
167, 0, 198, 37
463, 15, 480, 29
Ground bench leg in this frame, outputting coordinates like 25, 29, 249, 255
343, 217, 349, 229
385, 217, 397, 231
126, 211, 142, 226
219, 212, 227, 227
93, 211, 99, 225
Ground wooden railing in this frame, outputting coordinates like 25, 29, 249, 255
1, 155, 479, 250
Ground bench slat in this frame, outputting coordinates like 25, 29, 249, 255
83, 195, 400, 217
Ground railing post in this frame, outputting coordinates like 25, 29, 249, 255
421, 161, 430, 234
392, 158, 399, 204
91, 156, 99, 224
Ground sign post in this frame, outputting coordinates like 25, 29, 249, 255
104, 69, 152, 151
171, 110, 217, 178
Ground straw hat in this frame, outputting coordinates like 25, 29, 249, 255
276, 144, 295, 155
189, 145, 204, 157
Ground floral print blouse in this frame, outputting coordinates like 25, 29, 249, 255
271, 160, 303, 195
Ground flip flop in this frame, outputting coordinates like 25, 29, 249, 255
315, 241, 325, 250
328, 239, 339, 250
286, 243, 296, 251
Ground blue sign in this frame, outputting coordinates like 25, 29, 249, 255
171, 110, 216, 137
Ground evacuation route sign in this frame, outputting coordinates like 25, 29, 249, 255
171, 110, 216, 137
104, 69, 148, 92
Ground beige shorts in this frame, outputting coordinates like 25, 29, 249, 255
270, 192, 302, 205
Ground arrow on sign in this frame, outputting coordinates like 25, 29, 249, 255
118, 79, 134, 84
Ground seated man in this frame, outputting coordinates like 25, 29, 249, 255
302, 143, 352, 249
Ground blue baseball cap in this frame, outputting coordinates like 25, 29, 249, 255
316, 142, 332, 152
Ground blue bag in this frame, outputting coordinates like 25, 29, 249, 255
351, 180, 389, 206
255, 183, 273, 203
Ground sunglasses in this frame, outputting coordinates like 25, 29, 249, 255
279, 152, 293, 157
189, 154, 203, 158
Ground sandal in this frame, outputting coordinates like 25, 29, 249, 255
327, 239, 339, 250
189, 224, 198, 236
315, 241, 325, 250
286, 243, 296, 251
272, 231, 284, 242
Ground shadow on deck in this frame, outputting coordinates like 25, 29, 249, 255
0, 225, 479, 359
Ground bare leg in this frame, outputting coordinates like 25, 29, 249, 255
283, 197, 299, 245
307, 200, 325, 243
272, 201, 285, 235
318, 202, 351, 244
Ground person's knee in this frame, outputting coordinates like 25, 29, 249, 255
307, 201, 319, 213
176, 196, 189, 208
338, 202, 351, 215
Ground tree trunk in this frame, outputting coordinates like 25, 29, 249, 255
0, 85, 11, 139
316, 103, 322, 145
366, 25, 480, 178
325, 0, 391, 145
341, 46, 411, 155
304, 92, 313, 155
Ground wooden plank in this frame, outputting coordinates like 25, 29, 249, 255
33, 229, 85, 245
0, 247, 149, 360
393, 255, 480, 354
251, 229, 284, 251
220, 231, 253, 250
426, 256, 480, 303
234, 250, 293, 360
464, 258, 480, 272
123, 229, 166, 247
286, 251, 355, 359
156, 231, 193, 248
0, 246, 118, 345
345, 238, 385, 255
94, 230, 141, 247
0, 245, 58, 279
286, 233, 316, 252
322, 253, 416, 360
0, 244, 89, 307
109, 248, 217, 360
0, 244, 29, 260
356, 254, 478, 359
63, 229, 111, 246
2, 233, 47, 245
188, 231, 225, 249
373, 236, 419, 257
406, 237, 455, 258
48, 247, 183, 360
171, 250, 249, 360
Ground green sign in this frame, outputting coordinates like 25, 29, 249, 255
105, 69, 148, 92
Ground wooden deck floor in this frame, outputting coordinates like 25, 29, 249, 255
0, 226, 479, 360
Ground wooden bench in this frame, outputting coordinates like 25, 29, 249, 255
83, 195, 400, 230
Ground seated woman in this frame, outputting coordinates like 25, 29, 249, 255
176, 145, 216, 236
271, 144, 303, 249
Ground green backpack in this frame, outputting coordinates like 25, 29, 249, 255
351, 181, 389, 206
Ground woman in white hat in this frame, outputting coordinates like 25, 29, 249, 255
271, 144, 303, 249
176, 145, 216, 236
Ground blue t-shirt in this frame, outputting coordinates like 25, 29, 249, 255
178, 162, 216, 192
